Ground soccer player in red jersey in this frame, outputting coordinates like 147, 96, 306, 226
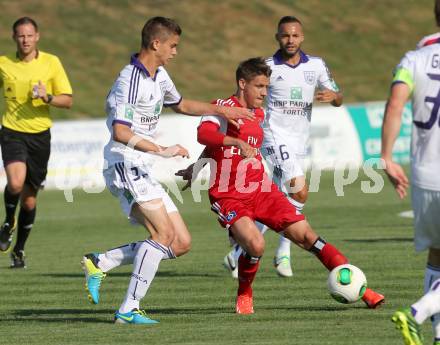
197, 57, 384, 313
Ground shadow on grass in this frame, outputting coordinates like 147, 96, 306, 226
6, 306, 233, 319
344, 237, 412, 243
2, 308, 116, 323
1, 304, 352, 324
0, 317, 114, 324
145, 305, 350, 315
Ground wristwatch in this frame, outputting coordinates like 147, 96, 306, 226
44, 94, 53, 104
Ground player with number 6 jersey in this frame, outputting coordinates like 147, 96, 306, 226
262, 16, 343, 276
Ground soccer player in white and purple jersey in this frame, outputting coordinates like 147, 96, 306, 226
79, 16, 253, 325
261, 16, 344, 277
387, 1, 440, 343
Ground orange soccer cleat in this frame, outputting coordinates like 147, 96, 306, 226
236, 292, 254, 314
362, 288, 385, 309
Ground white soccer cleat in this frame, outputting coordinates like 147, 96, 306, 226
273, 255, 293, 277
223, 251, 238, 279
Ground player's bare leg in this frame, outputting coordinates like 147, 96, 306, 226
82, 209, 190, 305
82, 199, 178, 325
167, 211, 191, 257
225, 178, 308, 279
223, 221, 267, 279
229, 217, 265, 314
115, 199, 175, 324
282, 220, 385, 308
89, 210, 189, 276
274, 176, 308, 277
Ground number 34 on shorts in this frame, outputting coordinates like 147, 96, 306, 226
113, 161, 154, 195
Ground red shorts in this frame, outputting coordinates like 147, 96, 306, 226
210, 183, 305, 232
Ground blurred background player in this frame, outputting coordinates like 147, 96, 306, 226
81, 16, 254, 325
197, 57, 383, 313
383, 1, 440, 343
222, 15, 343, 278
0, 17, 73, 268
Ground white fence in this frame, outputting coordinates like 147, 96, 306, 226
0, 101, 411, 196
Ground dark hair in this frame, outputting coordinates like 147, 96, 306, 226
277, 16, 302, 30
236, 57, 272, 85
12, 17, 38, 34
141, 16, 182, 48
436, 0, 440, 26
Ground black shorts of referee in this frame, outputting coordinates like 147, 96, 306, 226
0, 126, 51, 190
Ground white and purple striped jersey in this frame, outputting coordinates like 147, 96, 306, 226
393, 42, 440, 191
263, 50, 339, 156
104, 54, 182, 164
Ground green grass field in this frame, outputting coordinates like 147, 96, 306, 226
0, 171, 429, 344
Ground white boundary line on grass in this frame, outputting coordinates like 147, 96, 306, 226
398, 210, 414, 218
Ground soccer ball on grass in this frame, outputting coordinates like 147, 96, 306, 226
327, 264, 367, 304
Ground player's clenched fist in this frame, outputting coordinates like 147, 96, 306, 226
315, 89, 337, 103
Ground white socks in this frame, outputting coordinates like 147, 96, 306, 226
97, 242, 141, 272
276, 236, 291, 258
412, 278, 440, 324
119, 239, 168, 313
411, 265, 440, 340
97, 240, 176, 272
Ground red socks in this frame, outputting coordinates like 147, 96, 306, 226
316, 242, 348, 271
237, 254, 260, 296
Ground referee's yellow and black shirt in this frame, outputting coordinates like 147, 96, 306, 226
0, 50, 72, 133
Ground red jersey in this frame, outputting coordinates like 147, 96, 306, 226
198, 96, 270, 201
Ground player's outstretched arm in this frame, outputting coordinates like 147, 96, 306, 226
171, 99, 255, 128
113, 123, 188, 158
381, 83, 411, 199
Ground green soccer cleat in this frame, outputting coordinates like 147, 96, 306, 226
81, 253, 106, 304
114, 309, 159, 324
392, 308, 423, 345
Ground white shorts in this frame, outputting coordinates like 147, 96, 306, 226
262, 142, 305, 190
104, 161, 177, 223
412, 185, 440, 252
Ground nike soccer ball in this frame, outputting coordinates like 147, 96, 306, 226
327, 264, 367, 304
